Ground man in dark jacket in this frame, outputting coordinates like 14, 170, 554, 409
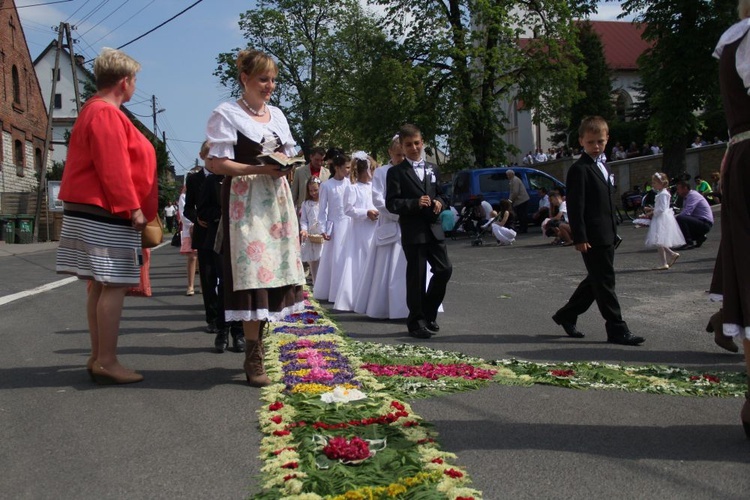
184, 142, 243, 353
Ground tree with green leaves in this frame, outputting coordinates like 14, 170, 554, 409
370, 0, 599, 169
620, 0, 737, 177
550, 20, 614, 148
214, 0, 419, 158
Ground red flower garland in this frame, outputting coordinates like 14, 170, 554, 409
690, 374, 720, 383
322, 436, 371, 461
549, 369, 576, 378
362, 362, 496, 380
444, 468, 464, 478
282, 401, 410, 431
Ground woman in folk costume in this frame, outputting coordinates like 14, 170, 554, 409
205, 49, 305, 387
708, 0, 750, 437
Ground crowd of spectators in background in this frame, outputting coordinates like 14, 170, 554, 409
521, 135, 725, 167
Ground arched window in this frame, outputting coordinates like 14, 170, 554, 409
12, 65, 21, 104
614, 89, 633, 121
35, 148, 43, 174
14, 140, 25, 176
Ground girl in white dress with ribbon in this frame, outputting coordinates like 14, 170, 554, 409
299, 177, 324, 286
333, 152, 379, 311
354, 138, 409, 318
313, 154, 352, 302
644, 172, 685, 270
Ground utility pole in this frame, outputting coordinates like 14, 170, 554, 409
152, 95, 157, 135
151, 95, 165, 136
34, 22, 81, 242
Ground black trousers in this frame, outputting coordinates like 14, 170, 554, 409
515, 201, 529, 233
554, 245, 628, 337
676, 214, 712, 244
402, 240, 452, 331
197, 248, 224, 329
166, 216, 175, 233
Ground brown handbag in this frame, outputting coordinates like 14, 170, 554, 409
141, 216, 164, 248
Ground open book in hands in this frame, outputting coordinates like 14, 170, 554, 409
257, 152, 306, 172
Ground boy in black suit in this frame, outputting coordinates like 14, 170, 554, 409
386, 124, 452, 339
552, 116, 644, 346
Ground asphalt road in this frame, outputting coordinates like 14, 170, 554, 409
0, 219, 748, 499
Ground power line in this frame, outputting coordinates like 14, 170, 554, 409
87, 0, 155, 51
116, 0, 204, 50
2, 0, 72, 9
64, 0, 91, 21
80, 0, 128, 36
77, 0, 110, 25
167, 138, 204, 144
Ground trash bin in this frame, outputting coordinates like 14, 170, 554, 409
52, 212, 64, 241
16, 215, 34, 244
1, 216, 16, 243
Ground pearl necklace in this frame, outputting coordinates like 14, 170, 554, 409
240, 97, 266, 117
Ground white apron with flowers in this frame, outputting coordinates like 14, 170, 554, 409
206, 101, 305, 292
227, 173, 304, 291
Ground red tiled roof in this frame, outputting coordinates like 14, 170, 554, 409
586, 21, 651, 71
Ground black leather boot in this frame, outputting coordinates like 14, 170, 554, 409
231, 328, 246, 353
214, 328, 229, 353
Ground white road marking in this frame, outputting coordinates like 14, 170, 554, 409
0, 276, 78, 306
0, 240, 170, 306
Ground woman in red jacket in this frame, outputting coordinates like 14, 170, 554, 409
56, 47, 157, 385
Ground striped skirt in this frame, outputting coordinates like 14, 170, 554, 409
56, 208, 142, 286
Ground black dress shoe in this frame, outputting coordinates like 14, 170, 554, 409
214, 329, 229, 353
675, 243, 694, 251
560, 323, 584, 338
552, 315, 584, 338
232, 332, 246, 353
694, 237, 706, 248
607, 332, 645, 346
408, 327, 432, 339
426, 321, 440, 333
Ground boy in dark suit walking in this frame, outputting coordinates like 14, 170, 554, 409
552, 116, 644, 346
386, 124, 452, 339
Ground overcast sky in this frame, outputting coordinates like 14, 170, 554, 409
17, 0, 625, 175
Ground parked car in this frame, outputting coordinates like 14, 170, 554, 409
450, 166, 565, 219
440, 182, 453, 203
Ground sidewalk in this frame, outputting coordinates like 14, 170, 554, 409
0, 241, 59, 257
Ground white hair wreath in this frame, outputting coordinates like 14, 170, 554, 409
352, 150, 369, 161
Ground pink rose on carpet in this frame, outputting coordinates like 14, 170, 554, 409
258, 266, 274, 283
246, 241, 265, 262
229, 201, 246, 222
232, 179, 249, 195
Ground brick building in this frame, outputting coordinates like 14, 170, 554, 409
0, 0, 51, 196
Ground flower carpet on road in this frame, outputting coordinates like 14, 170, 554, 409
253, 298, 746, 499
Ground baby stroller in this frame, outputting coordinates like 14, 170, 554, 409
620, 188, 643, 220
452, 197, 486, 240
470, 211, 503, 246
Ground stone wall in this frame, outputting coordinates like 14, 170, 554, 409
532, 143, 725, 202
